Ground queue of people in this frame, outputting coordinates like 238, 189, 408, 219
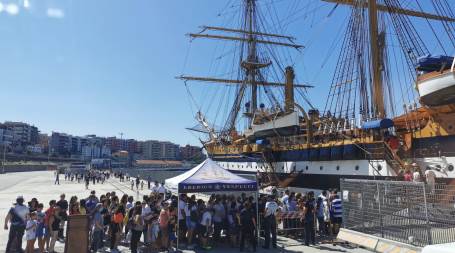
4, 195, 70, 253
5, 170, 344, 253
260, 189, 343, 248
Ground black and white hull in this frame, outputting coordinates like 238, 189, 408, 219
212, 156, 455, 191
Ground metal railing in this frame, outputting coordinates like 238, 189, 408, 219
340, 179, 455, 247
258, 211, 307, 237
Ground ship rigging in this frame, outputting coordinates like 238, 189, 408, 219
180, 0, 455, 190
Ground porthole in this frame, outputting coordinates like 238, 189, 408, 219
336, 165, 340, 171
377, 165, 382, 171
448, 165, 454, 172
320, 166, 323, 170
305, 165, 309, 170
355, 165, 359, 171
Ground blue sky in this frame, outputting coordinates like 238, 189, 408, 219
0, 0, 452, 146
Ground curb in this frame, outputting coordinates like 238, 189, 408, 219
337, 228, 422, 253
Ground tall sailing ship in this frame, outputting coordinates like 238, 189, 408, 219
179, 0, 455, 190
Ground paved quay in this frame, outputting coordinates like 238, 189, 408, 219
0, 171, 373, 253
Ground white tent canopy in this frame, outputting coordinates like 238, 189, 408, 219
165, 158, 257, 194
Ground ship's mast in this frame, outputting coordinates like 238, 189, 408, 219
322, 0, 455, 120
368, 0, 384, 118
247, 0, 258, 116
179, 0, 308, 140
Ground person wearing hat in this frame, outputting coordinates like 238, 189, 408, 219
5, 196, 30, 252
91, 203, 104, 252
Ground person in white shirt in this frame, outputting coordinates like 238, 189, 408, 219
412, 166, 422, 182
141, 201, 152, 243
151, 181, 159, 193
425, 169, 436, 193
26, 212, 38, 253
178, 194, 187, 239
200, 207, 212, 250
263, 195, 278, 249
316, 190, 328, 235
212, 199, 226, 242
157, 183, 166, 194
5, 196, 30, 253
281, 190, 290, 212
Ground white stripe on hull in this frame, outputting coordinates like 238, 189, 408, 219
216, 156, 455, 179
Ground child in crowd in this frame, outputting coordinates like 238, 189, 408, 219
26, 212, 38, 253
168, 206, 177, 252
36, 204, 46, 253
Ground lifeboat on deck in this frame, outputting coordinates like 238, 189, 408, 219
416, 55, 455, 107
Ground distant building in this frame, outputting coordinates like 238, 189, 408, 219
82, 145, 100, 160
180, 144, 204, 161
160, 141, 179, 160
142, 140, 161, 160
0, 124, 13, 146
106, 137, 119, 152
106, 137, 139, 154
91, 158, 111, 169
112, 150, 129, 167
125, 139, 139, 154
4, 121, 39, 150
26, 145, 43, 154
142, 140, 180, 160
135, 159, 183, 168
81, 136, 110, 160
50, 132, 71, 156
38, 134, 49, 153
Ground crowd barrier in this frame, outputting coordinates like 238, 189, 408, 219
258, 211, 307, 234
341, 179, 455, 247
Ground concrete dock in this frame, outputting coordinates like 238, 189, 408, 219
0, 171, 373, 253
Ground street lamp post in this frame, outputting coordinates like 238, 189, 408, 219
2, 143, 6, 174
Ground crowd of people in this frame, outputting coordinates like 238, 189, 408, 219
269, 189, 343, 247
5, 170, 344, 253
55, 169, 111, 190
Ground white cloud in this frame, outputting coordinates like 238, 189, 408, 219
47, 8, 64, 19
5, 3, 19, 16
0, 3, 4, 13
24, 0, 30, 9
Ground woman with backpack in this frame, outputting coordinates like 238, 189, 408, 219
110, 205, 124, 253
